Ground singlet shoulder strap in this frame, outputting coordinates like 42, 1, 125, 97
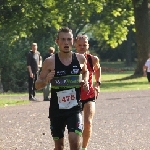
87, 54, 94, 72
72, 52, 78, 61
55, 53, 58, 60
54, 53, 59, 65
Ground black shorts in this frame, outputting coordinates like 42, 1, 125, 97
147, 72, 150, 82
50, 112, 83, 140
80, 97, 95, 110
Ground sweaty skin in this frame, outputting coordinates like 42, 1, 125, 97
75, 37, 101, 98
35, 29, 89, 150
35, 53, 89, 91
75, 36, 101, 149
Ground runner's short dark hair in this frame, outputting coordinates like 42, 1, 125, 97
56, 27, 72, 39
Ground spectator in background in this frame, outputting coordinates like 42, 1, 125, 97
143, 53, 150, 86
27, 43, 42, 101
43, 47, 55, 101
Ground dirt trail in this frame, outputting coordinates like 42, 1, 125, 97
0, 90, 150, 150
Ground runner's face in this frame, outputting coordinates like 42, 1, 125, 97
75, 39, 89, 54
57, 32, 73, 53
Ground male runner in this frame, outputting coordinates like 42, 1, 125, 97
75, 34, 101, 150
35, 27, 89, 150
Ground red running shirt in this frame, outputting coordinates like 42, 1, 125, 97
80, 54, 95, 100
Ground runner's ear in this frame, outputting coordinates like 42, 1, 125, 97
55, 39, 58, 44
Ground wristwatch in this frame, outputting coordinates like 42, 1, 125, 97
96, 81, 101, 86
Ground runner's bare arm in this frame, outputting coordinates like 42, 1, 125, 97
93, 56, 101, 83
92, 56, 101, 98
35, 57, 55, 90
77, 53, 89, 82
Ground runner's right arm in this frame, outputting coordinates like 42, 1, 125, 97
35, 57, 55, 90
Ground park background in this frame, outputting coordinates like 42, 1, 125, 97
0, 0, 150, 94
1, 2, 150, 150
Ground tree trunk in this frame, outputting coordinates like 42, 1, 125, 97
133, 0, 149, 75
126, 26, 132, 67
148, 3, 150, 53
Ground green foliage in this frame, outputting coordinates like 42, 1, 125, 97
1, 0, 60, 42
0, 34, 57, 92
0, 0, 147, 91
0, 38, 28, 92
86, 1, 134, 48
1, 0, 135, 47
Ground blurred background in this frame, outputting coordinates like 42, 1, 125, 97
0, 0, 149, 92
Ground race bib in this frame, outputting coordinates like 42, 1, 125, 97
56, 88, 78, 109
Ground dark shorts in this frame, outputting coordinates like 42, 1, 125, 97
147, 72, 150, 82
50, 112, 83, 140
80, 97, 95, 110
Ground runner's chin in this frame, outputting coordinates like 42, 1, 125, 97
63, 51, 70, 53
79, 50, 85, 54
62, 49, 70, 53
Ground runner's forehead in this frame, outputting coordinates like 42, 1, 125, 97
59, 32, 73, 39
76, 38, 88, 44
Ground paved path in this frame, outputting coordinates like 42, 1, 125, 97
0, 90, 150, 150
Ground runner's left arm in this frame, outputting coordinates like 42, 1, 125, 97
93, 56, 101, 85
93, 56, 101, 99
80, 54, 89, 83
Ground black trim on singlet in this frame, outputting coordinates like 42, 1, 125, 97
87, 54, 94, 72
49, 52, 82, 118
54, 52, 81, 77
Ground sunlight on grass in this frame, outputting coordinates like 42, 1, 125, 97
0, 92, 42, 96
0, 99, 29, 107
101, 61, 136, 69
101, 71, 149, 92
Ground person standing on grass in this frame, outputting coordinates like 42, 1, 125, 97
27, 43, 42, 101
143, 53, 150, 86
35, 27, 89, 150
75, 34, 101, 150
43, 47, 55, 101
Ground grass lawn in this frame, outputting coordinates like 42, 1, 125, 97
0, 90, 43, 96
100, 61, 136, 69
100, 61, 148, 92
0, 92, 43, 107
101, 71, 149, 92
0, 99, 29, 107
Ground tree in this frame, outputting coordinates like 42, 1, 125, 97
132, 0, 149, 75
1, 0, 149, 90
84, 0, 149, 75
